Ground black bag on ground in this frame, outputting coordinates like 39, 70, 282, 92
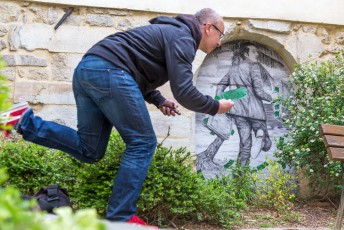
23, 184, 72, 213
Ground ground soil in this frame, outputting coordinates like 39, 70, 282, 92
178, 199, 339, 229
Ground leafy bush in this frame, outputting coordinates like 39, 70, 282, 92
73, 132, 125, 215
0, 167, 106, 230
252, 158, 298, 220
138, 145, 251, 228
0, 133, 252, 229
0, 136, 77, 197
0, 56, 12, 127
195, 172, 251, 228
275, 52, 344, 196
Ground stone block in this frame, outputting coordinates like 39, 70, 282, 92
9, 24, 113, 53
2, 54, 47, 67
335, 32, 344, 45
18, 68, 50, 81
316, 27, 330, 44
88, 8, 129, 16
0, 67, 15, 81
157, 137, 193, 152
30, 6, 62, 25
150, 111, 193, 139
64, 15, 83, 27
52, 54, 83, 81
0, 40, 7, 51
3, 55, 15, 66
117, 19, 134, 30
0, 3, 20, 23
302, 25, 317, 33
286, 33, 324, 63
0, 25, 8, 37
19, 55, 47, 66
86, 14, 114, 27
14, 81, 75, 105
36, 105, 77, 129
249, 20, 291, 34
9, 24, 53, 51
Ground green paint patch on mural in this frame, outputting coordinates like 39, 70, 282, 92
224, 159, 235, 169
256, 161, 269, 171
230, 129, 235, 135
274, 111, 280, 117
274, 86, 280, 93
215, 87, 248, 101
203, 117, 209, 125
274, 104, 280, 110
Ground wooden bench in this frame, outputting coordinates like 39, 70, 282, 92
319, 124, 344, 230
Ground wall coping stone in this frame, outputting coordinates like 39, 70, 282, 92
21, 0, 344, 26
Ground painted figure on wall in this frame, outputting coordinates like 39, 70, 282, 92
217, 41, 273, 165
196, 40, 290, 178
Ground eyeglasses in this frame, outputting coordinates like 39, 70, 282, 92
204, 23, 224, 39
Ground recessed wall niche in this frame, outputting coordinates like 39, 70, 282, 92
195, 40, 292, 179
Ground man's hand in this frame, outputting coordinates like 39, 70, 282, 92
217, 99, 235, 114
159, 99, 181, 116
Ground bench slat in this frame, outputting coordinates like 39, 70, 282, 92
319, 124, 344, 136
323, 135, 344, 148
327, 147, 344, 161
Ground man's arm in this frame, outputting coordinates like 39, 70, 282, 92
165, 37, 219, 115
144, 90, 166, 108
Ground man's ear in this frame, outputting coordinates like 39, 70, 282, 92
204, 23, 211, 36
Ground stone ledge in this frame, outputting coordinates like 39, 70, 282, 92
20, 0, 344, 26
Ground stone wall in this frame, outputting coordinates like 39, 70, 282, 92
0, 0, 343, 152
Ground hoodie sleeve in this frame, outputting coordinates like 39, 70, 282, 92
165, 36, 219, 115
144, 90, 166, 108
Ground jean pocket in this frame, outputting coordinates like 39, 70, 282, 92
80, 67, 112, 102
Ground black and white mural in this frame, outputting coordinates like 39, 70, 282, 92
195, 40, 291, 178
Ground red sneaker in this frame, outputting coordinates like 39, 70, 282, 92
1, 102, 30, 132
127, 215, 159, 229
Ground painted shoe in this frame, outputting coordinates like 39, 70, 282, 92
0, 102, 30, 135
127, 215, 159, 229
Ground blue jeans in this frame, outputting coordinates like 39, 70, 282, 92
19, 55, 157, 221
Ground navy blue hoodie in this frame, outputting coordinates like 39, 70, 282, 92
85, 14, 219, 115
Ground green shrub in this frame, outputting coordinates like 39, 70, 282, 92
0, 168, 106, 230
195, 173, 250, 228
137, 145, 201, 225
275, 52, 344, 196
0, 55, 12, 127
0, 133, 252, 229
252, 158, 299, 221
0, 138, 77, 197
73, 132, 125, 215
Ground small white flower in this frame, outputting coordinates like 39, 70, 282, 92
324, 164, 328, 168
309, 169, 314, 173
336, 173, 340, 177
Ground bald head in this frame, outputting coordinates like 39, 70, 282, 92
194, 8, 223, 27
195, 8, 224, 53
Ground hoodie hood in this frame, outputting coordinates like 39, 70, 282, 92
149, 15, 202, 48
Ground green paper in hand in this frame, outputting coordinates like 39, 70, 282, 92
215, 87, 248, 101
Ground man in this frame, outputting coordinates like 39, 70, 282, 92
0, 8, 234, 227
216, 42, 272, 166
